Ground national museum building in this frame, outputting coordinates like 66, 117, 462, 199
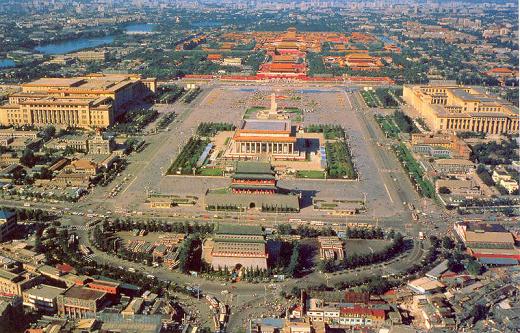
403, 84, 519, 135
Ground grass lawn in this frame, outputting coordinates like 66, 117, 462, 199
375, 115, 400, 138
360, 90, 380, 108
199, 168, 224, 176
284, 107, 303, 115
208, 187, 230, 194
395, 143, 436, 198
326, 141, 357, 179
166, 137, 209, 175
345, 239, 392, 256
296, 170, 326, 179
243, 106, 266, 119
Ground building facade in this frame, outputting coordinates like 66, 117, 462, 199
0, 210, 17, 242
23, 284, 65, 313
0, 267, 41, 297
227, 119, 303, 161
230, 161, 277, 194
403, 84, 519, 135
454, 222, 520, 264
0, 73, 156, 129
318, 236, 345, 261
205, 224, 268, 270
57, 285, 107, 318
205, 161, 300, 212
433, 159, 475, 175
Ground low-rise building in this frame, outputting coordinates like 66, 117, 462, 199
339, 306, 385, 327
223, 57, 242, 66
23, 284, 65, 313
53, 171, 91, 188
407, 277, 445, 294
204, 224, 268, 270
65, 159, 99, 175
87, 132, 114, 154
492, 168, 519, 194
70, 50, 108, 62
414, 294, 456, 330
207, 54, 223, 62
454, 221, 520, 265
433, 159, 475, 176
411, 133, 471, 159
0, 294, 23, 332
86, 279, 119, 295
435, 179, 482, 196
57, 285, 108, 318
0, 267, 41, 297
317, 236, 344, 261
45, 135, 89, 152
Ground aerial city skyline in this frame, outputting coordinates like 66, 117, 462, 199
0, 1, 518, 333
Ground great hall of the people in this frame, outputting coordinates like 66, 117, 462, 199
0, 73, 156, 129
403, 84, 519, 135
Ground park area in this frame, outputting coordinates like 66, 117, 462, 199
345, 239, 393, 256
361, 88, 403, 108
325, 141, 357, 179
394, 143, 436, 199
109, 106, 158, 134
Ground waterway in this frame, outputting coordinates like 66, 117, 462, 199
0, 59, 16, 68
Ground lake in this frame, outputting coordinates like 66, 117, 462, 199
125, 23, 157, 34
33, 23, 158, 55
0, 59, 16, 68
34, 35, 115, 55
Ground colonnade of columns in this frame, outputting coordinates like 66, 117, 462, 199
236, 141, 294, 154
31, 109, 81, 125
444, 117, 517, 134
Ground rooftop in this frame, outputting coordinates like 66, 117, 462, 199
26, 284, 65, 299
22, 77, 84, 88
234, 161, 274, 176
62, 285, 106, 301
0, 268, 19, 281
466, 222, 509, 233
0, 210, 16, 221
215, 223, 263, 236
241, 119, 291, 132
212, 241, 267, 257
435, 159, 475, 166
